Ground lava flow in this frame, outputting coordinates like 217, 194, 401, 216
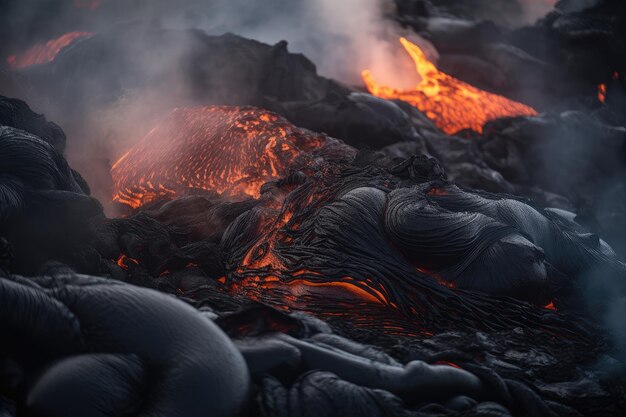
362, 38, 538, 134
112, 106, 329, 209
231, 188, 392, 310
598, 84, 607, 103
111, 104, 382, 308
6, 31, 94, 69
598, 71, 619, 103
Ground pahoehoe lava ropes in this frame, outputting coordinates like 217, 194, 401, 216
2, 1, 626, 416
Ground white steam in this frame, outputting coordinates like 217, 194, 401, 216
158, 0, 417, 87
518, 0, 559, 23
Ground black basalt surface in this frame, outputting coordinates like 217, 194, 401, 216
1, 96, 625, 417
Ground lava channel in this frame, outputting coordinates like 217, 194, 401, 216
6, 31, 94, 69
362, 38, 538, 135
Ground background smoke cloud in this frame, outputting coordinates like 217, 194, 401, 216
2, 0, 421, 86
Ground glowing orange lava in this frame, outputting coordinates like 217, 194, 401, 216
599, 71, 620, 103
227, 175, 393, 308
6, 31, 94, 69
111, 105, 382, 306
598, 84, 607, 103
115, 254, 139, 270
112, 106, 328, 209
232, 275, 390, 307
362, 38, 538, 134
434, 361, 462, 369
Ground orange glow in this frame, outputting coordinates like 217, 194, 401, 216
426, 187, 449, 196
598, 84, 607, 103
284, 278, 388, 304
231, 204, 392, 307
598, 72, 619, 103
434, 361, 462, 369
544, 301, 556, 311
416, 267, 456, 289
115, 254, 139, 270
6, 31, 94, 69
362, 38, 538, 134
110, 104, 386, 308
233, 275, 390, 306
111, 106, 328, 209
227, 181, 392, 307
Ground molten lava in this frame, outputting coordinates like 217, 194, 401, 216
112, 106, 329, 209
111, 105, 381, 308
544, 301, 557, 311
362, 38, 538, 134
6, 31, 94, 69
598, 71, 619, 103
115, 254, 139, 270
598, 84, 607, 103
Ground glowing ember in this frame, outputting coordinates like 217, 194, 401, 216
112, 106, 329, 209
232, 275, 390, 307
599, 71, 620, 103
434, 361, 462, 369
228, 176, 394, 309
544, 301, 556, 311
115, 254, 139, 270
362, 38, 538, 134
6, 31, 94, 69
598, 84, 607, 103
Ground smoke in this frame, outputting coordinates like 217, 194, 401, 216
1, 0, 414, 85
518, 0, 559, 23
583, 262, 626, 372
526, 113, 626, 368
0, 0, 422, 208
2, 2, 626, 368
156, 0, 416, 87
585, 180, 626, 371
605, 297, 626, 369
